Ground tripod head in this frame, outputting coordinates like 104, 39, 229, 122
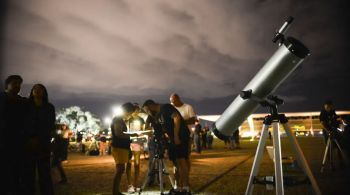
240, 89, 284, 117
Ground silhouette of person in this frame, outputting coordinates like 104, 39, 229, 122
23, 84, 55, 195
0, 75, 28, 194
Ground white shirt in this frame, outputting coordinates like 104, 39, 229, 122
174, 103, 196, 121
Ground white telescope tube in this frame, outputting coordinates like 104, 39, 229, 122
211, 37, 310, 139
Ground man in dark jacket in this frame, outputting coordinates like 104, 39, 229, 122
0, 75, 28, 194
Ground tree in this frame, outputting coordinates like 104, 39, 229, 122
56, 106, 102, 136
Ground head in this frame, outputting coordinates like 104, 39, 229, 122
142, 99, 159, 117
170, 93, 183, 107
323, 100, 334, 112
29, 84, 49, 103
195, 118, 200, 125
121, 102, 136, 120
5, 75, 23, 95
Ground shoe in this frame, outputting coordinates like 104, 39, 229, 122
183, 191, 192, 195
127, 185, 135, 194
167, 188, 180, 195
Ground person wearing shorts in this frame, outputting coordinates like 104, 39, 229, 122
111, 103, 138, 195
143, 100, 191, 195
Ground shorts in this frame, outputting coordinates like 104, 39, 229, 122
112, 147, 130, 164
168, 141, 190, 163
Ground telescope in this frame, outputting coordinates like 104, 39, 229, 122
210, 17, 321, 195
211, 16, 310, 139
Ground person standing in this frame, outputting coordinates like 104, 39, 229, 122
193, 120, 202, 153
126, 104, 145, 193
201, 126, 208, 150
169, 93, 196, 188
61, 124, 72, 162
206, 131, 214, 149
99, 133, 107, 156
143, 100, 192, 195
23, 84, 55, 195
320, 100, 341, 143
111, 103, 138, 195
51, 130, 68, 184
0, 75, 27, 194
319, 100, 344, 167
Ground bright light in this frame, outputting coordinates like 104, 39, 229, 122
112, 105, 124, 117
241, 131, 258, 138
247, 115, 255, 140
104, 117, 112, 125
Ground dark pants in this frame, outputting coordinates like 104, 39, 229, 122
1, 147, 23, 195
202, 135, 207, 149
23, 138, 54, 195
194, 134, 202, 153
62, 138, 69, 160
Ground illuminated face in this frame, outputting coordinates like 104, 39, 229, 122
170, 95, 180, 106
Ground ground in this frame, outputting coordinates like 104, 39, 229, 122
52, 137, 350, 195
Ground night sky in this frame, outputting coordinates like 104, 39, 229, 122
1, 0, 349, 119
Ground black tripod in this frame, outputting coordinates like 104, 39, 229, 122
139, 137, 174, 195
320, 130, 347, 172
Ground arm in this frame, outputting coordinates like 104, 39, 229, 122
185, 105, 196, 125
173, 112, 182, 144
186, 117, 197, 125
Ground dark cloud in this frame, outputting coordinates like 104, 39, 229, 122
1, 0, 350, 118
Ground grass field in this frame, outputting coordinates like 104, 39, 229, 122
53, 137, 350, 195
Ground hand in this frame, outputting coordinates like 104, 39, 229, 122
175, 136, 181, 145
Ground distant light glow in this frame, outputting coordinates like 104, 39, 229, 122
247, 115, 255, 140
104, 117, 112, 125
112, 105, 124, 117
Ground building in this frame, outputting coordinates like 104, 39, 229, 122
198, 111, 350, 138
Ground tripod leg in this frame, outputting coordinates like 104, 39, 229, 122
159, 159, 164, 193
329, 139, 333, 170
321, 138, 331, 173
333, 139, 349, 165
161, 159, 175, 187
245, 124, 270, 195
282, 123, 322, 195
272, 122, 284, 195
140, 157, 156, 193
